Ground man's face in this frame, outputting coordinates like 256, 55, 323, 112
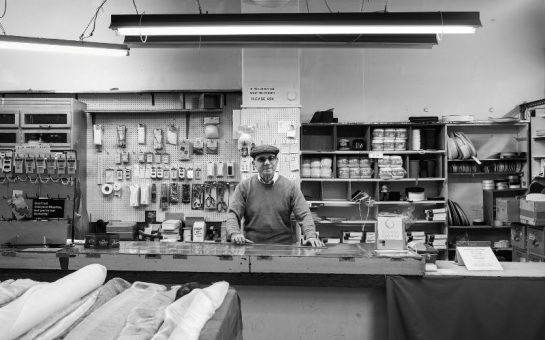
253, 152, 278, 177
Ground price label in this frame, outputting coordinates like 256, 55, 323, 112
369, 151, 384, 159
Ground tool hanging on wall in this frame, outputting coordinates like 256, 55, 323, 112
113, 182, 122, 198
193, 138, 204, 155
93, 124, 104, 151
167, 125, 178, 145
45, 155, 56, 174
170, 183, 179, 204
117, 125, 127, 148
160, 183, 169, 210
2, 151, 13, 173
171, 167, 178, 179
14, 154, 24, 174
181, 184, 191, 204
216, 182, 228, 213
206, 162, 215, 178
194, 166, 202, 180
122, 151, 130, 164
129, 184, 140, 207
204, 183, 216, 210
162, 153, 170, 164
35, 155, 46, 175
179, 140, 192, 160
57, 154, 67, 175
116, 168, 124, 181
138, 124, 146, 145
206, 139, 218, 154
66, 152, 77, 175
151, 183, 157, 203
186, 166, 193, 180
24, 155, 36, 174
191, 184, 204, 210
153, 129, 163, 150
204, 116, 220, 139
140, 183, 150, 205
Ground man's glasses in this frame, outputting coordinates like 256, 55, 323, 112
255, 155, 277, 163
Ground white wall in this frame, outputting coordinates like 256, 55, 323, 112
300, 0, 545, 121
0, 0, 243, 91
0, 1, 542, 121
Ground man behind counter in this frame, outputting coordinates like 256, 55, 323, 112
226, 144, 324, 247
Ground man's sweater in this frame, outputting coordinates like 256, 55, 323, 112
225, 175, 316, 244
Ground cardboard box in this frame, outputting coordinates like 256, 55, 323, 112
511, 225, 526, 250
527, 226, 545, 256
519, 200, 545, 226
496, 198, 520, 223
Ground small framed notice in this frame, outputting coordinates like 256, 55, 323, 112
456, 246, 503, 271
32, 198, 65, 219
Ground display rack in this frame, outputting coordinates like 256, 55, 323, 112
300, 122, 448, 256
446, 121, 530, 261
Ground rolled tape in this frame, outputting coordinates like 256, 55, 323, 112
101, 184, 113, 195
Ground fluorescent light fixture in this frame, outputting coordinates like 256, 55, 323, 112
123, 34, 439, 49
110, 12, 481, 36
0, 35, 130, 56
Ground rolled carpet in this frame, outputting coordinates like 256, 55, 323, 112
0, 264, 107, 340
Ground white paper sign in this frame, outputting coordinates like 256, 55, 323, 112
369, 151, 384, 159
377, 216, 403, 241
456, 247, 503, 271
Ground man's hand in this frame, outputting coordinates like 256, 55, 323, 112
304, 237, 325, 247
231, 233, 254, 245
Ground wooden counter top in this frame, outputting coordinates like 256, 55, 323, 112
427, 260, 545, 278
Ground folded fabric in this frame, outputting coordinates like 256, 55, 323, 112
116, 288, 178, 340
152, 281, 229, 340
0, 264, 107, 340
0, 279, 42, 307
56, 277, 131, 339
18, 288, 100, 340
64, 281, 166, 340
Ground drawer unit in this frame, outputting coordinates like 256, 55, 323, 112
21, 129, 71, 148
0, 111, 19, 127
20, 110, 72, 128
527, 226, 545, 256
510, 224, 526, 250
520, 199, 545, 226
0, 129, 20, 146
512, 247, 528, 262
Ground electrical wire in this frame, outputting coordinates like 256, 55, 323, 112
0, 0, 7, 34
323, 0, 333, 13
79, 0, 109, 40
194, 0, 203, 14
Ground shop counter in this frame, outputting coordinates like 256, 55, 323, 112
0, 242, 424, 286
387, 260, 545, 340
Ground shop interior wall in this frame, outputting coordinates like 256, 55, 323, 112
0, 1, 542, 121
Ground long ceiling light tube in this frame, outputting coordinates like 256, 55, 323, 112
123, 34, 439, 49
110, 12, 481, 36
0, 35, 130, 56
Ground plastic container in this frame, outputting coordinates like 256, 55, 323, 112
378, 156, 391, 167
383, 138, 395, 151
391, 166, 406, 179
349, 167, 361, 179
389, 155, 403, 167
301, 158, 311, 166
338, 167, 350, 179
311, 167, 321, 178
320, 167, 333, 178
373, 128, 384, 138
337, 157, 349, 167
310, 158, 321, 168
395, 128, 408, 139
384, 128, 396, 138
360, 167, 373, 179
379, 167, 393, 179
348, 157, 360, 168
359, 158, 372, 167
371, 139, 384, 151
301, 166, 311, 178
320, 157, 332, 168
394, 138, 407, 151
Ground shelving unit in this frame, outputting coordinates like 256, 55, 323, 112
300, 122, 448, 256
446, 121, 530, 261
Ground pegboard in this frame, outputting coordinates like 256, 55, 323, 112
85, 93, 241, 223
239, 108, 301, 183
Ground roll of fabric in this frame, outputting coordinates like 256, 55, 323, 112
64, 281, 167, 340
0, 264, 107, 340
152, 281, 229, 340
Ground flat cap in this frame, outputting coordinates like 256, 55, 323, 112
250, 144, 279, 158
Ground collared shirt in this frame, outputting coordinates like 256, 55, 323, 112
257, 172, 279, 185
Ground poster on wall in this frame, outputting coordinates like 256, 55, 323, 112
243, 83, 299, 107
